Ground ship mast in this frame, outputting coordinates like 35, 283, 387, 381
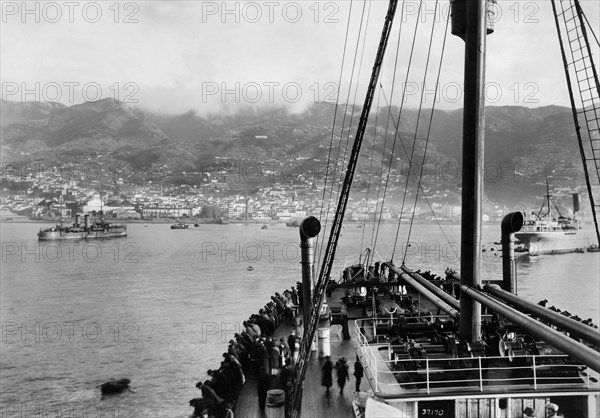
538, 167, 552, 219
455, 0, 488, 342
286, 1, 399, 416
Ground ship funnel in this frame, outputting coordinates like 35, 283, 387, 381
299, 216, 321, 333
501, 212, 523, 293
84, 214, 90, 229
573, 193, 581, 213
75, 214, 80, 227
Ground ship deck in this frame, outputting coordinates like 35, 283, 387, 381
234, 288, 363, 417
232, 282, 600, 417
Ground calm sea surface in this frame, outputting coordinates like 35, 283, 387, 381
1, 221, 599, 417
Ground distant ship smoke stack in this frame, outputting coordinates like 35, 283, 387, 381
75, 214, 80, 227
84, 214, 90, 229
573, 193, 581, 213
299, 216, 321, 335
501, 212, 523, 293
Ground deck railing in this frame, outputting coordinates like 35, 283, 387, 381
353, 318, 597, 396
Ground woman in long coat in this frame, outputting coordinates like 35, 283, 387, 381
321, 356, 333, 394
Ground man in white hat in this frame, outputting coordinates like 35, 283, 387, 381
544, 403, 559, 417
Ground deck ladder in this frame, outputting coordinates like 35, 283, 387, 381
551, 0, 600, 245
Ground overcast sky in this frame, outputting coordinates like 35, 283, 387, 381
2, 0, 599, 114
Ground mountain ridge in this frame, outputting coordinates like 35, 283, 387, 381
1, 100, 589, 210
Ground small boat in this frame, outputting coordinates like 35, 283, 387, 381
247, 266, 254, 271
96, 378, 132, 396
170, 223, 189, 230
194, 223, 200, 227
587, 244, 600, 253
261, 224, 268, 230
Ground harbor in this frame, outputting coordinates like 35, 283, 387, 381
2, 0, 600, 417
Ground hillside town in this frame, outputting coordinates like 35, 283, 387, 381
0, 157, 505, 224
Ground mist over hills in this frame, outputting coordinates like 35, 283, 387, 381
1, 99, 590, 210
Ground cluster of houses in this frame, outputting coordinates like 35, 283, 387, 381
1, 160, 506, 223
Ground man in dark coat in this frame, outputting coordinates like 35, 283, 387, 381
287, 331, 296, 355
280, 358, 294, 401
258, 341, 270, 375
353, 357, 364, 392
321, 356, 333, 395
335, 357, 350, 394
257, 371, 270, 411
196, 381, 224, 407
269, 342, 281, 376
189, 397, 216, 417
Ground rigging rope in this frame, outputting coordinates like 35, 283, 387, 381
330, 0, 373, 248
360, 78, 384, 255
368, 1, 423, 261
316, 0, 356, 269
367, 3, 406, 260
404, 2, 457, 263
377, 87, 457, 263
317, 0, 369, 267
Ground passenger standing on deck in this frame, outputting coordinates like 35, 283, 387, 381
287, 331, 296, 361
258, 341, 270, 376
281, 358, 294, 401
296, 282, 303, 306
544, 403, 561, 417
269, 341, 281, 376
335, 357, 350, 393
279, 337, 290, 365
293, 315, 303, 339
257, 372, 269, 411
353, 357, 364, 392
321, 356, 333, 395
290, 286, 299, 305
293, 336, 301, 363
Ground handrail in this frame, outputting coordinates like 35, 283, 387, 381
353, 319, 597, 395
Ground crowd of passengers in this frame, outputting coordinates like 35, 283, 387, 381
190, 286, 304, 418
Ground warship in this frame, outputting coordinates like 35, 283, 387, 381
37, 214, 127, 241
